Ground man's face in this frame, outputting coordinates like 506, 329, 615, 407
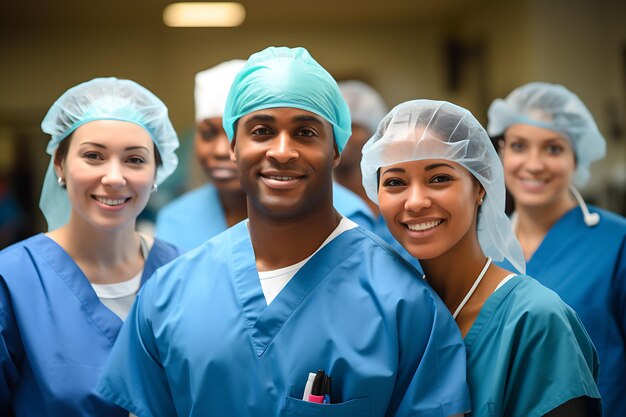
195, 117, 241, 193
231, 107, 339, 220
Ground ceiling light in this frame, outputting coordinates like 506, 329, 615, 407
163, 2, 245, 27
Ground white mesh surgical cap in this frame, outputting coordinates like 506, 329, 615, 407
339, 80, 387, 134
194, 59, 246, 122
40, 77, 179, 231
487, 82, 606, 186
361, 99, 526, 274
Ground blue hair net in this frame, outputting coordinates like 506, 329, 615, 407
40, 77, 179, 231
361, 100, 526, 274
487, 82, 606, 186
223, 47, 351, 152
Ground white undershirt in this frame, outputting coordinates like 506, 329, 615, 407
90, 234, 153, 321
494, 273, 518, 292
258, 217, 358, 304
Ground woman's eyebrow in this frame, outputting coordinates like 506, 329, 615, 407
424, 163, 456, 171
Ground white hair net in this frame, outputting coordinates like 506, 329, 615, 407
40, 77, 179, 231
361, 99, 526, 274
194, 59, 246, 122
487, 82, 606, 187
339, 80, 387, 134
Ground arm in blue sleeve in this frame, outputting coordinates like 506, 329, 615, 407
96, 273, 178, 417
505, 301, 601, 417
389, 290, 470, 417
0, 279, 20, 417
616, 235, 626, 342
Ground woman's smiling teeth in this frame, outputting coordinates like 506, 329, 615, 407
406, 219, 443, 231
95, 196, 129, 206
520, 178, 547, 186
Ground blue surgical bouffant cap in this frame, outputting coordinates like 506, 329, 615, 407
223, 47, 352, 152
487, 82, 606, 187
40, 77, 179, 231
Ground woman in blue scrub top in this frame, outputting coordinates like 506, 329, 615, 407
155, 60, 248, 252
488, 82, 626, 417
362, 99, 601, 416
0, 77, 181, 417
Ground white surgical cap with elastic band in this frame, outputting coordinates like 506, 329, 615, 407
40, 77, 179, 231
223, 46, 352, 153
339, 80, 387, 134
194, 59, 246, 122
361, 99, 526, 274
487, 82, 606, 187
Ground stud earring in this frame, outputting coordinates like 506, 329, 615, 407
57, 176, 66, 187
478, 196, 484, 205
152, 183, 158, 193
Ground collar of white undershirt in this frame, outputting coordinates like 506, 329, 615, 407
258, 217, 358, 278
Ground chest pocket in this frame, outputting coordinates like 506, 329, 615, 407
282, 396, 371, 417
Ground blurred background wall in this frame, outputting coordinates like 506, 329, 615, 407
1, 0, 625, 247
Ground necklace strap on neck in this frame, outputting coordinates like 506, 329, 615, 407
452, 257, 492, 319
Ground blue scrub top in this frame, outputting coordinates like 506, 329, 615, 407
97, 222, 470, 417
498, 205, 626, 417
155, 183, 228, 252
333, 182, 422, 271
465, 275, 600, 417
0, 234, 180, 417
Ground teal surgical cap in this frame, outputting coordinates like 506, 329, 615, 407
487, 82, 606, 187
40, 77, 179, 231
223, 47, 352, 152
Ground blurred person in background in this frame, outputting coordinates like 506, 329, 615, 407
155, 60, 247, 252
0, 77, 181, 417
488, 82, 626, 417
335, 80, 421, 269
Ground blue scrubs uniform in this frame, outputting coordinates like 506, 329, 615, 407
155, 183, 228, 252
498, 206, 626, 417
465, 275, 600, 417
0, 234, 180, 417
97, 222, 470, 417
333, 183, 422, 271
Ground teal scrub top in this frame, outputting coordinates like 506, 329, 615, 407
465, 275, 601, 417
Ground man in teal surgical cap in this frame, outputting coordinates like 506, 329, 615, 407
97, 47, 470, 417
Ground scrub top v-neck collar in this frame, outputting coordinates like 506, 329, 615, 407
463, 275, 523, 347
228, 221, 363, 357
513, 206, 579, 273
31, 234, 126, 345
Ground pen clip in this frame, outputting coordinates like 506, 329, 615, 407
311, 369, 325, 396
